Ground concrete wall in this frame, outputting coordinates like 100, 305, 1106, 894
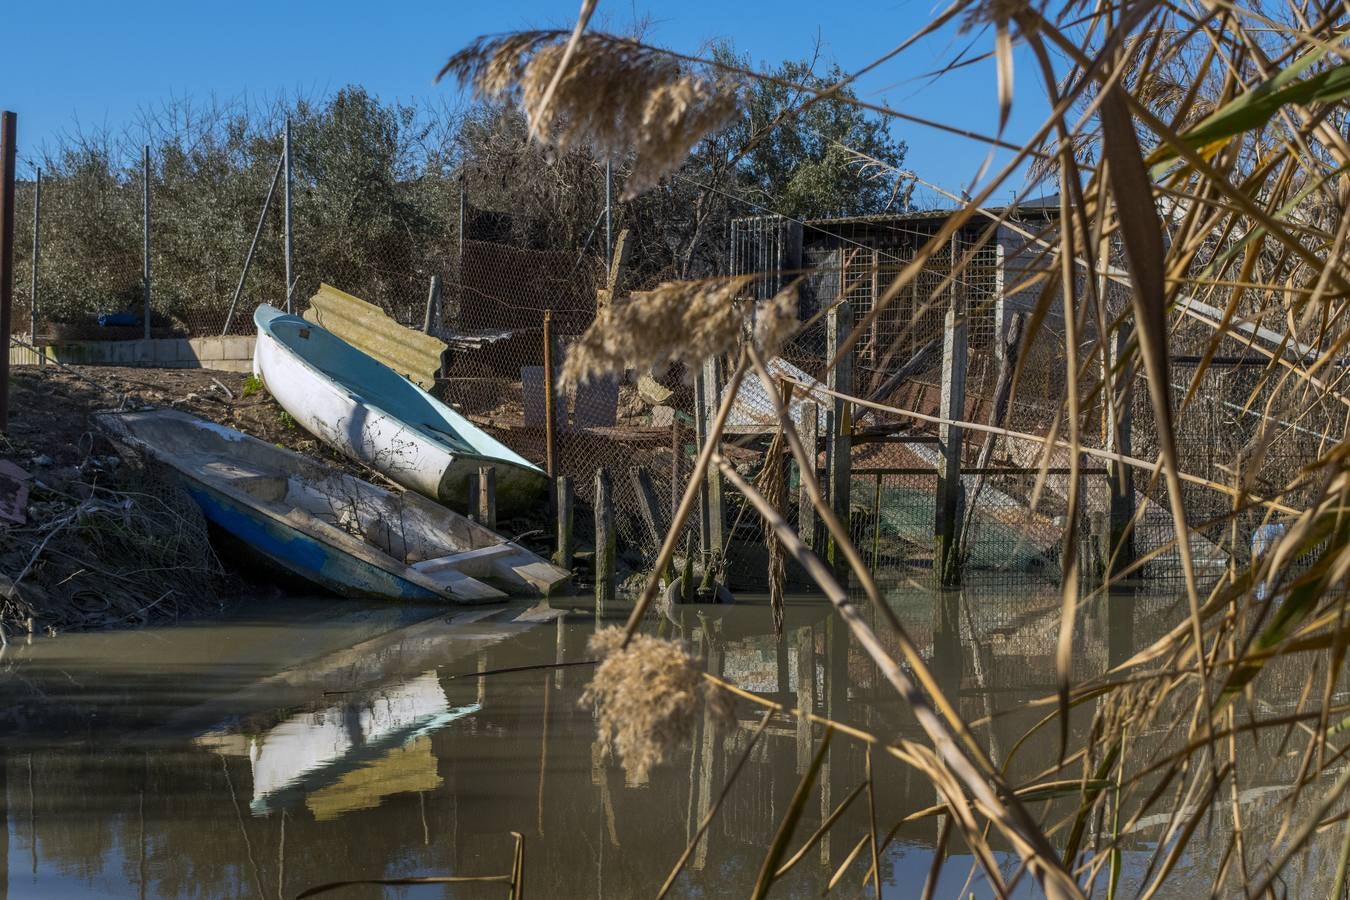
7, 335, 255, 372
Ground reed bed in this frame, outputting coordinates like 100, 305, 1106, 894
442, 3, 1350, 896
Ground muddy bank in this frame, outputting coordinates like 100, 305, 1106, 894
0, 365, 367, 637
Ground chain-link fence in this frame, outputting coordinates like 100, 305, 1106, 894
8, 150, 1330, 589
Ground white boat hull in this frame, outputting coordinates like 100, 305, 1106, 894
252, 305, 546, 513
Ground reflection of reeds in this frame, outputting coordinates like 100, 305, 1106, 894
581, 627, 734, 783
447, 6, 1350, 896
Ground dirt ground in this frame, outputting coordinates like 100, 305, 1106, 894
4, 365, 360, 471
0, 364, 367, 637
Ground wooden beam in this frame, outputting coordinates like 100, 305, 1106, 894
553, 475, 573, 570
695, 354, 724, 558
826, 301, 853, 585
934, 234, 967, 588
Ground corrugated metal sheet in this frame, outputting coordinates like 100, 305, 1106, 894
302, 284, 446, 388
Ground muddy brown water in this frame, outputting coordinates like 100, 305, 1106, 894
0, 585, 1337, 898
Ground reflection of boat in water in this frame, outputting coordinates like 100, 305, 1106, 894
199, 670, 476, 816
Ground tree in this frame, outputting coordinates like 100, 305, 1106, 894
623, 44, 910, 282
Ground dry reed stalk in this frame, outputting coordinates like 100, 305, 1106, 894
449, 7, 1350, 894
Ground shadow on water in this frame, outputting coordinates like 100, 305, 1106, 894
0, 582, 1339, 897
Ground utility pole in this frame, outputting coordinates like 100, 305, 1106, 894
142, 145, 151, 341
283, 118, 294, 313
0, 112, 16, 432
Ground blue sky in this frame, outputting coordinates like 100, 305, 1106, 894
1, 1, 1053, 204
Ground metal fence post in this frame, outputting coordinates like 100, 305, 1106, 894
542, 309, 556, 479
456, 173, 465, 329
222, 153, 283, 334
29, 167, 39, 355
283, 118, 294, 313
142, 145, 151, 342
0, 111, 15, 432
604, 159, 613, 270
423, 274, 441, 335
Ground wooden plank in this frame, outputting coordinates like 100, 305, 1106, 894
302, 283, 447, 388
628, 465, 666, 552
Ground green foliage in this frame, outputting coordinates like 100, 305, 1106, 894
13, 56, 906, 331
241, 374, 264, 398
718, 47, 909, 219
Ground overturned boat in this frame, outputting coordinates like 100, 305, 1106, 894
252, 303, 546, 515
97, 409, 569, 603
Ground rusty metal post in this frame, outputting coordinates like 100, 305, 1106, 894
542, 309, 557, 479
0, 112, 15, 431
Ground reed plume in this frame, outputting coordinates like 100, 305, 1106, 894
439, 31, 740, 196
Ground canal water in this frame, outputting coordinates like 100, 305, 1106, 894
0, 584, 1335, 897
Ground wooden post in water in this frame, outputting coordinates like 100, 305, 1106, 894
695, 355, 724, 559
934, 235, 968, 588
466, 471, 480, 521
553, 475, 574, 570
630, 465, 672, 583
1105, 324, 1137, 578
826, 301, 853, 585
477, 465, 497, 530
798, 400, 819, 550
594, 467, 615, 612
